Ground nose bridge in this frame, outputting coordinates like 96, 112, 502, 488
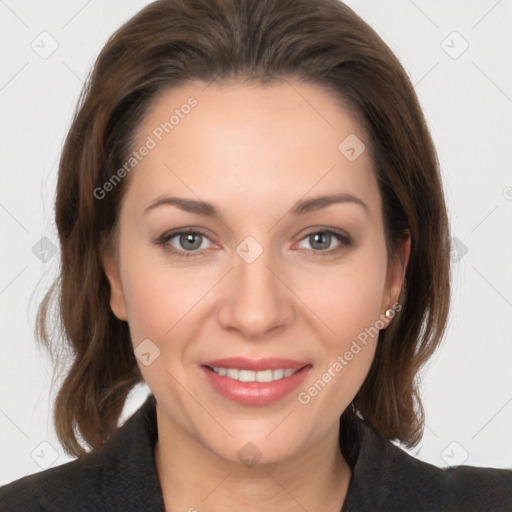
236, 236, 277, 294
217, 234, 293, 337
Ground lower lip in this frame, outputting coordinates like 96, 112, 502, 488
201, 365, 311, 406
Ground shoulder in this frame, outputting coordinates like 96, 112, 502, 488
383, 434, 512, 511
342, 416, 512, 512
0, 441, 111, 511
0, 394, 164, 512
444, 463, 512, 510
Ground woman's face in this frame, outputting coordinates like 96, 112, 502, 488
103, 79, 408, 465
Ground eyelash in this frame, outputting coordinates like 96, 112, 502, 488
154, 228, 352, 259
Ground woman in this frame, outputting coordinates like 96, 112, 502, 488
1, 0, 510, 510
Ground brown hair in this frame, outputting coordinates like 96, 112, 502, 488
38, 0, 450, 457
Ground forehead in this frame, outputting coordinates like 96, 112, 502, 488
124, 79, 379, 218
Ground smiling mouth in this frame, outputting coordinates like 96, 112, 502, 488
200, 359, 312, 406
204, 366, 304, 383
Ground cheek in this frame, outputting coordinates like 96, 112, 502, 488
298, 248, 387, 402
118, 238, 212, 345
297, 270, 384, 418
306, 254, 388, 344
122, 268, 209, 344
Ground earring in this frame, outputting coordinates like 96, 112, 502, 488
384, 308, 394, 319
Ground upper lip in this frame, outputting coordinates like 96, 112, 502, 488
201, 357, 310, 371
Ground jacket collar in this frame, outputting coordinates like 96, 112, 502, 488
339, 412, 450, 511
37, 393, 436, 512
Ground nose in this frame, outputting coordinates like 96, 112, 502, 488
217, 242, 295, 340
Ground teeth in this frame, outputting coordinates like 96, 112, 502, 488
209, 367, 299, 382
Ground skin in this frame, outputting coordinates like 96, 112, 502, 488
102, 79, 410, 512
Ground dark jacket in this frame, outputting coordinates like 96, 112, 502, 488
1, 394, 511, 511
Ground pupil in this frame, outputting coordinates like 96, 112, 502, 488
311, 233, 330, 250
181, 233, 201, 250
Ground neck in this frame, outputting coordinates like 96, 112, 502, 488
154, 408, 352, 512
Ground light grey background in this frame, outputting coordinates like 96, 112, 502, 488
1, 0, 511, 484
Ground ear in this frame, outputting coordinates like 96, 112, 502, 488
381, 230, 411, 317
100, 234, 128, 321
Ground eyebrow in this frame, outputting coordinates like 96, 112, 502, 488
143, 193, 370, 217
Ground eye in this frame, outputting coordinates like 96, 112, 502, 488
154, 229, 214, 257
296, 229, 352, 254
154, 227, 352, 258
